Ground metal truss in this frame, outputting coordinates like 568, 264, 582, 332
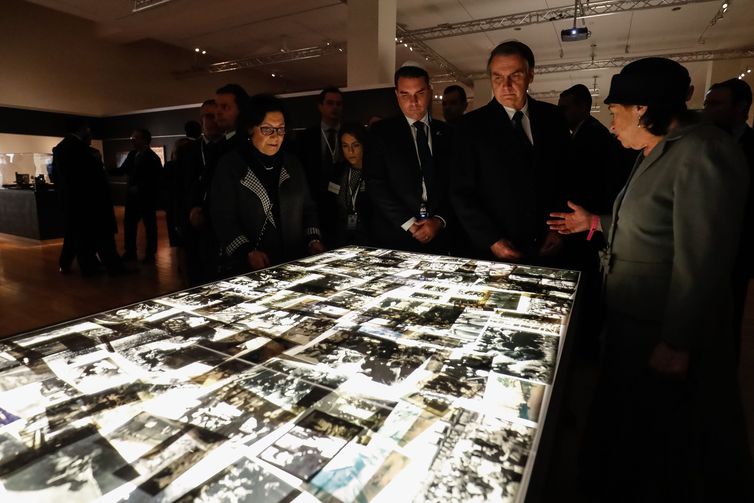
133, 0, 173, 13
399, 0, 717, 42
203, 43, 344, 74
396, 26, 473, 87
467, 47, 754, 79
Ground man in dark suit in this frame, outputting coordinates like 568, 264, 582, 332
53, 122, 125, 276
366, 64, 452, 254
451, 41, 571, 265
704, 78, 754, 359
295, 87, 344, 247
113, 128, 162, 263
179, 84, 248, 285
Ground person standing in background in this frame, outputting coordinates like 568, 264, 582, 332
112, 128, 162, 264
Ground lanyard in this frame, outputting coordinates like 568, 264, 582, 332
320, 128, 338, 162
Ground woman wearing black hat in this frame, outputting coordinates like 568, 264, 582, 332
548, 58, 752, 500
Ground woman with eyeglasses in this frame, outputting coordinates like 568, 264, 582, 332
211, 94, 325, 275
333, 123, 372, 247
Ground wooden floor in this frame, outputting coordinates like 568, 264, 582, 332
0, 208, 185, 338
1, 208, 753, 491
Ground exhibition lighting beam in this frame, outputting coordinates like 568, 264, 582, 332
202, 44, 343, 73
132, 0, 173, 13
399, 0, 717, 41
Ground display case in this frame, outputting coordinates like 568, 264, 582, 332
0, 247, 580, 502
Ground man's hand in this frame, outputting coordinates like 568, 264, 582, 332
247, 250, 270, 271
490, 239, 523, 261
189, 207, 205, 229
538, 231, 564, 257
649, 341, 689, 380
547, 201, 595, 235
410, 217, 443, 244
308, 240, 326, 255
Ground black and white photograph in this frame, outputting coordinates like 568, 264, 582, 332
0, 426, 138, 503
179, 380, 296, 442
476, 327, 560, 385
482, 373, 545, 425
174, 456, 300, 503
259, 409, 363, 481
416, 409, 534, 503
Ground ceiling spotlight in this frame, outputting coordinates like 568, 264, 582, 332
338, 47, 343, 52
409, 46, 413, 51
403, 43, 408, 47
722, 2, 728, 10
748, 69, 751, 73
201, 50, 206, 55
194, 48, 200, 52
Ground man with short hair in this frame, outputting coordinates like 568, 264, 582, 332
295, 87, 345, 247
704, 78, 754, 359
442, 85, 468, 124
179, 91, 241, 285
366, 64, 452, 253
114, 128, 162, 264
451, 41, 571, 264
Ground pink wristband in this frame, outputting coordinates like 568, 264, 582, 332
586, 215, 600, 241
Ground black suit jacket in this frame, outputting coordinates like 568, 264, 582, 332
366, 115, 452, 253
294, 125, 343, 246
113, 148, 162, 202
737, 125, 754, 277
569, 115, 635, 215
451, 97, 571, 257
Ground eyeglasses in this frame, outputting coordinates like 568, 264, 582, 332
259, 126, 286, 136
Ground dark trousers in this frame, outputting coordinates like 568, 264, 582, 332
124, 193, 157, 257
59, 226, 98, 272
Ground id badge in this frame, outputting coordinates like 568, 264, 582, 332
347, 213, 359, 230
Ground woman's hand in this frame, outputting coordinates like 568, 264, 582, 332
308, 240, 326, 255
247, 250, 270, 271
649, 342, 689, 380
547, 201, 596, 235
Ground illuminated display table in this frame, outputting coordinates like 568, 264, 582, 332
0, 247, 579, 502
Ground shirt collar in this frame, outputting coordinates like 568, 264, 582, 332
503, 99, 529, 120
405, 113, 430, 128
225, 130, 236, 140
321, 121, 340, 132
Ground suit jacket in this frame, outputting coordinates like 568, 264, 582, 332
334, 163, 372, 247
600, 119, 748, 352
210, 149, 321, 271
569, 115, 635, 215
294, 125, 343, 246
113, 148, 162, 202
52, 136, 117, 237
366, 115, 452, 253
450, 97, 571, 258
736, 125, 754, 277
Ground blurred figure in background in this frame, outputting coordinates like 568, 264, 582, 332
441, 85, 468, 125
704, 77, 754, 360
112, 128, 162, 264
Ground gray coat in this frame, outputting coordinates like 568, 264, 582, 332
600, 119, 748, 352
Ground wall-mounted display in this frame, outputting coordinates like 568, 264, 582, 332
0, 246, 579, 502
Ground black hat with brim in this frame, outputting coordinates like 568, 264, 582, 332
604, 57, 690, 107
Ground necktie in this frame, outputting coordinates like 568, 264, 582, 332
511, 110, 532, 146
412, 121, 435, 202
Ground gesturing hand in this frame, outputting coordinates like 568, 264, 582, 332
410, 217, 442, 244
547, 201, 595, 235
